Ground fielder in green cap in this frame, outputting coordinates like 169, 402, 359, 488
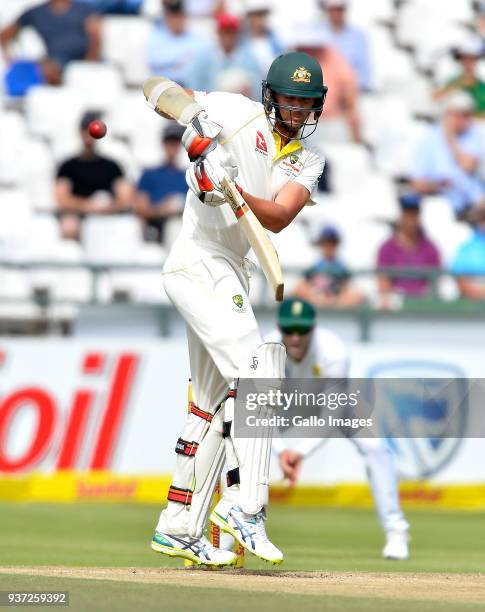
267, 298, 410, 561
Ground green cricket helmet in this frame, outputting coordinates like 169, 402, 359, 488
262, 51, 327, 139
278, 298, 316, 332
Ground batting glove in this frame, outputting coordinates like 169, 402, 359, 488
186, 152, 241, 207
182, 112, 223, 161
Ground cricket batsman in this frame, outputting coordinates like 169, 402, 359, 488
148, 52, 327, 566
269, 298, 410, 560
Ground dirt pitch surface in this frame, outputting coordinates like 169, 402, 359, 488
1, 567, 484, 605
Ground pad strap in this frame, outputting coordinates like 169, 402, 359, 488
226, 467, 240, 488
189, 401, 213, 423
175, 438, 199, 457
167, 485, 193, 506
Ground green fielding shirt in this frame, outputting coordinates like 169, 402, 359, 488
446, 76, 485, 114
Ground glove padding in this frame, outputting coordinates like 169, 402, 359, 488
182, 112, 223, 161
186, 151, 239, 207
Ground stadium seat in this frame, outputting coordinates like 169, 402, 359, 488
97, 138, 140, 182
63, 62, 123, 112
105, 90, 167, 167
19, 138, 55, 210
322, 143, 372, 193
339, 221, 392, 271
348, 0, 394, 26
0, 0, 41, 28
101, 16, 151, 86
81, 215, 144, 264
420, 196, 472, 265
25, 85, 86, 141
0, 269, 32, 300
271, 221, 319, 270
0, 111, 28, 186
0, 188, 33, 261
27, 231, 93, 303
372, 117, 429, 178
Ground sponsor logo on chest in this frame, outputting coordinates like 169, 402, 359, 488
255, 131, 268, 156
280, 152, 304, 177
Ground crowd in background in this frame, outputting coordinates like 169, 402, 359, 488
1, 0, 485, 310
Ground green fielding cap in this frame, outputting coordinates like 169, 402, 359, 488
266, 51, 324, 98
278, 298, 316, 329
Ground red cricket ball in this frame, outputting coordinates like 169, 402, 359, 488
88, 120, 107, 139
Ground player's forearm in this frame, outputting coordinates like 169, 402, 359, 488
85, 17, 101, 60
457, 278, 485, 300
241, 190, 292, 233
56, 191, 93, 212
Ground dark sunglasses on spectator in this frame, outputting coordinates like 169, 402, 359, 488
281, 326, 312, 336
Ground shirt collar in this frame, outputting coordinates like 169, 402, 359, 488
272, 130, 302, 162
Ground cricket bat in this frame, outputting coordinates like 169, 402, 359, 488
143, 77, 284, 302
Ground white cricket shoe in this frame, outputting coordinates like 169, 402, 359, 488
210, 504, 284, 564
151, 531, 237, 567
383, 530, 409, 560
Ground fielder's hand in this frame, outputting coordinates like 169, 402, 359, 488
186, 151, 240, 207
279, 450, 303, 487
182, 112, 223, 161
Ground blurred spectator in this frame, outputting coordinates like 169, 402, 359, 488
409, 91, 485, 217
433, 38, 485, 116
292, 28, 361, 142
215, 67, 252, 97
78, 0, 142, 14
242, 0, 283, 74
188, 13, 263, 100
184, 0, 224, 18
135, 123, 186, 243
450, 210, 485, 300
377, 194, 441, 300
0, 0, 101, 85
293, 226, 363, 308
317, 0, 372, 91
55, 112, 134, 240
476, 2, 485, 53
146, 0, 207, 86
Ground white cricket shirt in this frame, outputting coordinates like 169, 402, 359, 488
179, 91, 325, 260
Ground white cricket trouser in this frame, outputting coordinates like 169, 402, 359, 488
156, 236, 263, 537
351, 437, 409, 533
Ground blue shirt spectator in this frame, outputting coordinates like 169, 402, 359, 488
242, 2, 284, 74
135, 123, 186, 243
187, 13, 263, 100
0, 0, 101, 85
146, 1, 208, 86
409, 92, 485, 215
78, 0, 142, 14
450, 220, 485, 299
318, 0, 372, 91
293, 226, 364, 307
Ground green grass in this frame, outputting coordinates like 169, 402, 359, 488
1, 502, 484, 573
0, 503, 484, 611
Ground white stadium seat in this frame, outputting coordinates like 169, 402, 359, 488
0, 0, 41, 27
64, 62, 124, 113
420, 196, 472, 265
322, 143, 372, 193
348, 0, 395, 27
0, 111, 28, 186
19, 138, 55, 210
271, 221, 319, 270
339, 221, 392, 271
81, 215, 144, 264
25, 85, 86, 141
102, 16, 151, 87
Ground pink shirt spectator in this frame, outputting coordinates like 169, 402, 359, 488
377, 233, 441, 296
